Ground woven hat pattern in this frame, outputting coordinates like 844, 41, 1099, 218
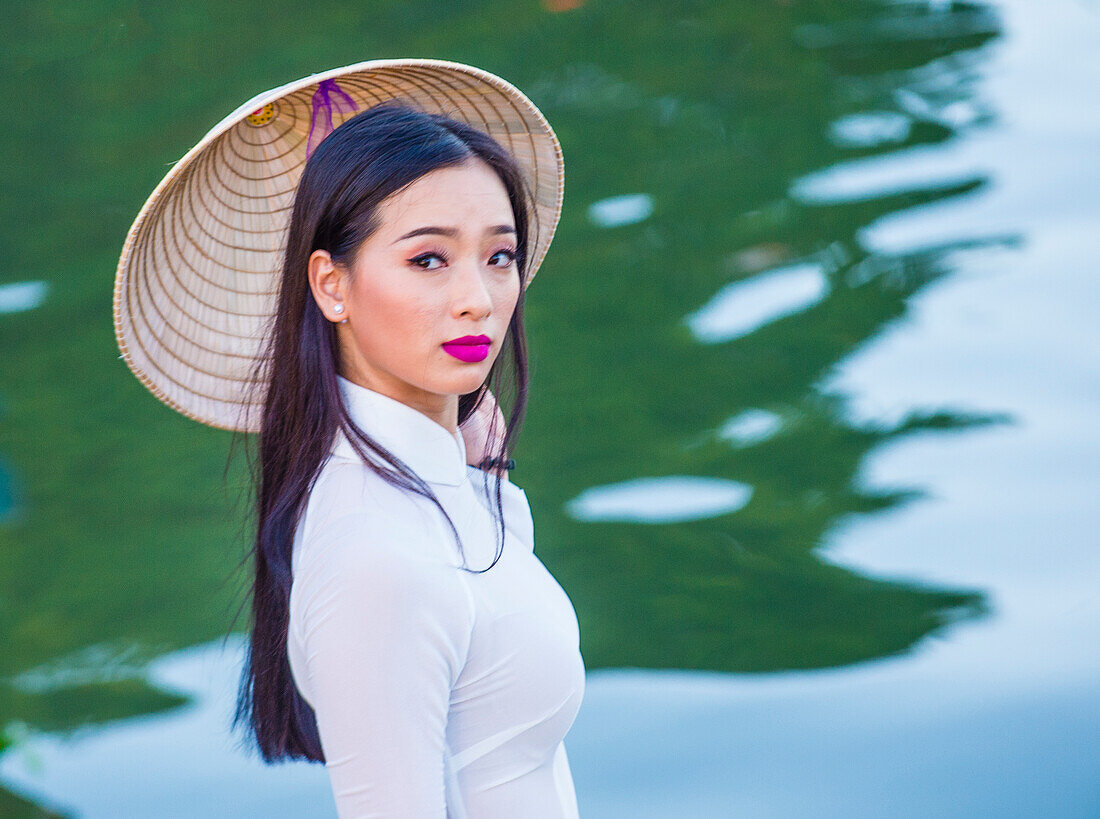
114, 59, 563, 433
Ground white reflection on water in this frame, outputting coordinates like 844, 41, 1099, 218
788, 145, 986, 210
718, 409, 784, 447
0, 281, 47, 314
829, 111, 912, 148
894, 87, 983, 130
587, 193, 654, 227
684, 261, 829, 343
8, 643, 152, 694
564, 476, 753, 523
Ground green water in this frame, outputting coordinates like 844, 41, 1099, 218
2, 0, 1096, 815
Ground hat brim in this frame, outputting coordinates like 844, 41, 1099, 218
113, 58, 563, 433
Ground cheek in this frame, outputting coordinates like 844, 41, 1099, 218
348, 279, 442, 354
494, 274, 522, 316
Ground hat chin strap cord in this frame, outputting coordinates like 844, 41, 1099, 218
306, 79, 360, 159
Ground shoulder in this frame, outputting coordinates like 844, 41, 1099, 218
299, 454, 449, 563
290, 494, 476, 639
288, 503, 477, 690
296, 508, 465, 603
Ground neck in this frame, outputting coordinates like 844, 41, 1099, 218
338, 370, 459, 435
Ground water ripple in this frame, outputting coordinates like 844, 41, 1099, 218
684, 262, 829, 343
565, 476, 753, 523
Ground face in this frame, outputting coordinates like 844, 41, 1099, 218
308, 158, 521, 431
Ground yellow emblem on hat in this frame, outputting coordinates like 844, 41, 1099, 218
246, 103, 276, 126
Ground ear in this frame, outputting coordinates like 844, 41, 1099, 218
307, 249, 349, 323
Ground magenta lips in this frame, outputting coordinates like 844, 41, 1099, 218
442, 334, 491, 363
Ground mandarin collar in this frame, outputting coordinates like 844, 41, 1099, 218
331, 375, 469, 487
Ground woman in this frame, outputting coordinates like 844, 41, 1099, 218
113, 61, 585, 817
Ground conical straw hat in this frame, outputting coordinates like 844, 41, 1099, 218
113, 58, 564, 434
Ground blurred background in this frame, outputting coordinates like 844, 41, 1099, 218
1, 0, 1098, 815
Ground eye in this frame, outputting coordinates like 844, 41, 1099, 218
490, 248, 517, 267
409, 251, 446, 270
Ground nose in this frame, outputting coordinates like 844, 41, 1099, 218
451, 255, 493, 320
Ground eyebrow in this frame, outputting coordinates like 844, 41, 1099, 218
392, 225, 516, 244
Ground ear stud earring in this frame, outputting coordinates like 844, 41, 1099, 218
333, 303, 344, 314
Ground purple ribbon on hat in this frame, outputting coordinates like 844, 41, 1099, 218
306, 79, 359, 159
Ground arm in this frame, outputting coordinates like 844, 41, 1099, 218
293, 512, 474, 818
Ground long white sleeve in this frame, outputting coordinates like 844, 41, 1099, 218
291, 510, 475, 818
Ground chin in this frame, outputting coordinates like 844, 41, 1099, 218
428, 368, 490, 397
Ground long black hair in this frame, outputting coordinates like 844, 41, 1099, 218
228, 100, 535, 762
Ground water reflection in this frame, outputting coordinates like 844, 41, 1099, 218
0, 638, 331, 818
0, 282, 47, 315
587, 193, 655, 228
792, 3, 1001, 56
683, 261, 830, 343
565, 476, 753, 524
828, 111, 912, 148
717, 409, 783, 447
